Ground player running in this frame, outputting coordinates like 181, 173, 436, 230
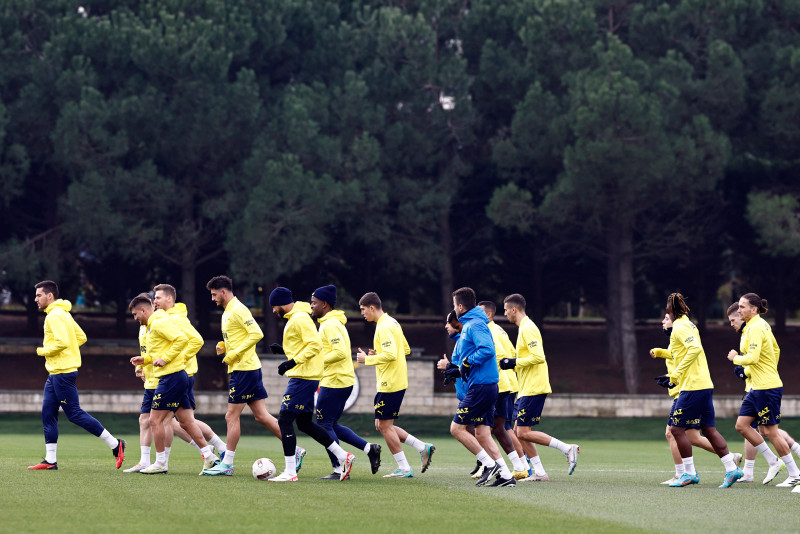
499, 294, 581, 476
310, 285, 382, 479
28, 280, 126, 471
268, 287, 355, 482
356, 292, 435, 478
728, 293, 800, 488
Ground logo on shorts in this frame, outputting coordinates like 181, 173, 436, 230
374, 400, 385, 415
228, 387, 235, 399
282, 395, 291, 409
242, 393, 254, 401
517, 408, 526, 418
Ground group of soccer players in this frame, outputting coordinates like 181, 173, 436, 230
651, 292, 800, 492
24, 278, 796, 493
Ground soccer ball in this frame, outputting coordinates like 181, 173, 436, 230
252, 458, 277, 480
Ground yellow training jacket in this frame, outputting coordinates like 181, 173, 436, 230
37, 299, 86, 375
365, 313, 409, 393
667, 315, 713, 392
138, 324, 159, 389
733, 315, 782, 390
319, 310, 355, 388
488, 321, 518, 393
143, 309, 188, 378
220, 297, 263, 373
167, 303, 204, 377
514, 316, 552, 396
282, 301, 323, 380
651, 346, 680, 399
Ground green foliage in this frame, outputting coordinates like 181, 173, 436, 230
746, 191, 800, 257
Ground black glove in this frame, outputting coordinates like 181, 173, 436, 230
270, 343, 285, 355
499, 358, 517, 370
459, 360, 471, 380
733, 365, 746, 381
654, 375, 676, 389
278, 359, 296, 375
441, 363, 461, 385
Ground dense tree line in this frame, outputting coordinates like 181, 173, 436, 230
1, 0, 799, 392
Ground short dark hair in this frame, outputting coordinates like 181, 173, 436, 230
446, 310, 460, 325
478, 300, 496, 314
153, 283, 176, 300
741, 293, 768, 314
452, 287, 476, 311
359, 292, 382, 309
35, 280, 59, 299
504, 293, 526, 311
726, 303, 740, 316
129, 293, 154, 311
206, 275, 233, 291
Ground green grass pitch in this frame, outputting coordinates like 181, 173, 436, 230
1, 416, 798, 533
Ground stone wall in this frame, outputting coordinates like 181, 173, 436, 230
3, 359, 798, 418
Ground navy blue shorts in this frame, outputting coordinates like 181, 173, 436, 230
515, 394, 547, 427
187, 375, 196, 410
671, 389, 716, 428
140, 389, 156, 414
494, 391, 515, 422
453, 383, 498, 427
280, 378, 318, 414
374, 390, 405, 420
228, 369, 268, 404
152, 370, 192, 412
316, 385, 353, 424
668, 398, 700, 430
739, 388, 782, 426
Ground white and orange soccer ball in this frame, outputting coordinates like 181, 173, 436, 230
252, 458, 277, 480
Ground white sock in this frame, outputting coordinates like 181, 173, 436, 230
791, 442, 800, 459
531, 455, 546, 476
327, 442, 349, 464
334, 464, 342, 474
188, 440, 202, 453
155, 450, 166, 465
208, 434, 226, 452
363, 443, 372, 454
403, 434, 426, 453
781, 454, 800, 477
720, 453, 736, 472
393, 451, 410, 471
507, 451, 525, 472
99, 429, 119, 449
675, 463, 685, 476
200, 445, 215, 462
284, 455, 297, 476
45, 443, 57, 464
496, 458, 512, 478
548, 437, 570, 454
223, 450, 235, 466
743, 459, 755, 476
476, 449, 494, 468
682, 456, 696, 476
756, 441, 778, 464
164, 447, 171, 464
140, 446, 151, 466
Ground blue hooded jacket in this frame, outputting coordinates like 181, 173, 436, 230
448, 332, 468, 400
457, 306, 498, 387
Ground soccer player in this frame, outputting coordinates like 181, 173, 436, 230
478, 300, 544, 481
727, 304, 800, 483
651, 312, 732, 485
499, 294, 581, 476
448, 287, 515, 487
268, 286, 355, 482
310, 285, 382, 479
356, 292, 435, 478
202, 276, 302, 476
128, 294, 218, 474
651, 293, 740, 488
728, 293, 800, 488
28, 280, 126, 470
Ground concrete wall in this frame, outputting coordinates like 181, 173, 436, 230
3, 359, 798, 417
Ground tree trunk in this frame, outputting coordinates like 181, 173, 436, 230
531, 250, 544, 327
263, 282, 281, 345
181, 264, 197, 324
773, 259, 787, 335
606, 237, 622, 367
439, 211, 454, 315
26, 294, 38, 336
606, 219, 639, 393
